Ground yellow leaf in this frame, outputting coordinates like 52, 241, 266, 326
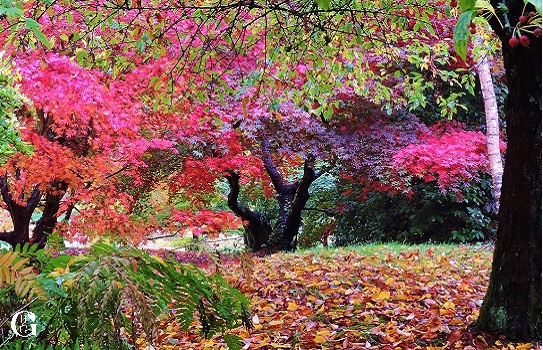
0, 251, 14, 267
63, 278, 73, 288
12, 258, 28, 271
14, 276, 22, 295
19, 282, 31, 298
287, 302, 298, 311
152, 256, 166, 265
385, 277, 395, 285
317, 330, 331, 337
19, 266, 34, 276
314, 335, 327, 344
442, 301, 456, 310
316, 305, 326, 314
374, 291, 390, 300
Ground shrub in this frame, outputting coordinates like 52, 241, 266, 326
0, 240, 251, 349
298, 171, 339, 249
333, 175, 497, 246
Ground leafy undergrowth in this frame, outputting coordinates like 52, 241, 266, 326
143, 245, 540, 350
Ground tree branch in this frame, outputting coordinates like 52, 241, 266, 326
260, 129, 288, 194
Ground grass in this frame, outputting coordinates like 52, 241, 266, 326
303, 241, 494, 260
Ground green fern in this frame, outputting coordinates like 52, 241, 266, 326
26, 242, 251, 349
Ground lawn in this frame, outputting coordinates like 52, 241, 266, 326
149, 244, 540, 350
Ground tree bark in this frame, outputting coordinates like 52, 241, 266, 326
32, 181, 68, 247
225, 171, 271, 251
224, 155, 318, 252
475, 35, 503, 210
0, 175, 67, 248
281, 156, 316, 249
0, 175, 42, 247
475, 2, 541, 340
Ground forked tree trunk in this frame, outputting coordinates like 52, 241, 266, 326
0, 175, 41, 247
32, 182, 68, 247
475, 35, 503, 210
475, 4, 541, 340
225, 156, 317, 252
0, 175, 67, 248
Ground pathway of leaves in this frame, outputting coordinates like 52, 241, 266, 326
151, 245, 540, 350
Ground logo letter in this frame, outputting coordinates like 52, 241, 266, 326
10, 311, 37, 337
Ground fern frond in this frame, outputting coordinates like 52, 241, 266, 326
0, 251, 45, 300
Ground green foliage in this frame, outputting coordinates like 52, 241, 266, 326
0, 63, 33, 164
1, 240, 251, 349
0, 285, 26, 334
298, 171, 339, 249
0, 2, 51, 49
527, 0, 542, 15
454, 10, 476, 61
333, 175, 497, 246
413, 70, 506, 129
315, 0, 331, 10
23, 18, 51, 48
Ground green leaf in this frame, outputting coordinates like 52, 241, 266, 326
453, 11, 475, 61
460, 0, 476, 11
24, 18, 52, 48
224, 333, 244, 350
315, 0, 331, 10
2, 7, 23, 17
525, 0, 542, 15
23, 18, 40, 30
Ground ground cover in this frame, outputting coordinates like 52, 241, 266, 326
144, 244, 540, 350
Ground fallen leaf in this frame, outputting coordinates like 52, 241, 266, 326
314, 335, 327, 344
287, 302, 298, 311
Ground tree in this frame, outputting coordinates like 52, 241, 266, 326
453, 0, 541, 340
0, 0, 482, 248
474, 34, 504, 210
0, 51, 194, 247
2, 0, 539, 339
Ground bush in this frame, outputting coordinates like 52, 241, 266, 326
333, 174, 497, 246
298, 171, 339, 249
0, 240, 251, 349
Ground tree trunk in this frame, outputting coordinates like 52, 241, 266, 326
0, 175, 42, 248
32, 182, 68, 247
475, 35, 503, 210
225, 171, 271, 252
281, 157, 316, 249
224, 156, 317, 252
475, 5, 541, 340
0, 175, 67, 248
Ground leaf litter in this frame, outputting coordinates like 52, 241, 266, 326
149, 245, 541, 350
